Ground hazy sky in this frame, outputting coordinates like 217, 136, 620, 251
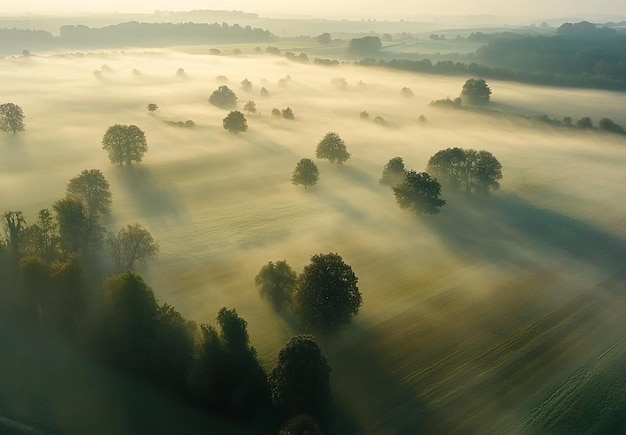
3, 0, 625, 20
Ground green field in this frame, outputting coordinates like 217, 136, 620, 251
1, 49, 625, 433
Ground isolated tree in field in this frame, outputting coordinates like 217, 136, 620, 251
66, 169, 112, 220
272, 108, 281, 117
0, 103, 25, 134
255, 260, 297, 310
317, 32, 332, 45
223, 110, 248, 133
315, 132, 350, 164
260, 87, 269, 97
243, 100, 257, 114
427, 147, 502, 193
270, 335, 331, 423
108, 223, 159, 272
348, 36, 382, 55
282, 107, 295, 120
460, 78, 491, 105
240, 78, 252, 91
294, 252, 362, 331
393, 171, 446, 215
209, 85, 238, 109
147, 103, 158, 112
400, 87, 414, 97
102, 124, 148, 166
291, 158, 319, 190
379, 157, 407, 187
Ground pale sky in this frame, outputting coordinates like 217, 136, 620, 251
2, 0, 625, 20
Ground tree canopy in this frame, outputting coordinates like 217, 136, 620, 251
108, 223, 159, 272
294, 252, 362, 331
269, 335, 331, 423
102, 124, 148, 166
209, 85, 238, 109
315, 132, 350, 164
243, 100, 257, 114
223, 110, 248, 133
291, 158, 319, 190
460, 78, 492, 105
426, 147, 503, 193
379, 157, 407, 187
0, 103, 25, 135
255, 260, 297, 311
66, 169, 112, 220
393, 171, 446, 215
348, 36, 382, 55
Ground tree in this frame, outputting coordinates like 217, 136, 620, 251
147, 103, 158, 112
255, 261, 297, 310
24, 209, 58, 264
53, 195, 104, 257
316, 32, 332, 45
291, 158, 319, 190
315, 132, 350, 164
223, 110, 248, 133
379, 157, 407, 187
209, 85, 238, 109
393, 171, 446, 214
294, 252, 362, 331
260, 87, 269, 97
269, 335, 331, 423
0, 103, 25, 134
279, 415, 323, 435
426, 147, 502, 193
460, 78, 491, 105
271, 108, 281, 117
108, 223, 159, 272
240, 79, 252, 91
282, 107, 295, 120
102, 271, 158, 370
3, 210, 26, 261
243, 100, 257, 114
102, 124, 148, 166
66, 169, 112, 220
598, 117, 625, 134
348, 36, 382, 55
576, 117, 593, 129
401, 87, 414, 97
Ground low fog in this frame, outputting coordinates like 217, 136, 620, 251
2, 49, 625, 433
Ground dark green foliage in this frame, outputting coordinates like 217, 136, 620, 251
53, 196, 103, 257
427, 147, 503, 193
222, 110, 247, 133
151, 303, 196, 391
66, 169, 112, 220
294, 252, 362, 331
23, 209, 58, 264
270, 335, 331, 424
576, 117, 594, 129
102, 272, 159, 370
255, 260, 297, 310
379, 157, 407, 187
393, 171, 446, 215
315, 132, 350, 164
102, 124, 148, 166
0, 103, 25, 134
209, 85, 238, 110
3, 211, 26, 262
461, 78, 492, 105
348, 36, 382, 55
598, 117, 625, 134
147, 103, 158, 112
279, 414, 323, 435
291, 158, 319, 190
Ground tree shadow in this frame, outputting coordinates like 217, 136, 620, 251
0, 134, 29, 173
113, 165, 189, 227
423, 192, 626, 275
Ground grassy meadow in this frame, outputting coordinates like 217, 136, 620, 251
1, 49, 625, 433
